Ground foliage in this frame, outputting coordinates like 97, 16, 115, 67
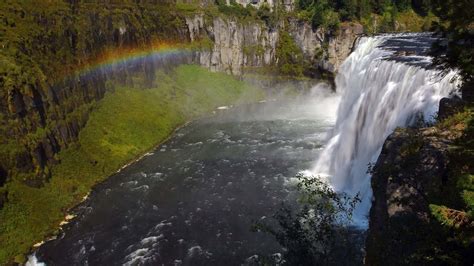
423, 108, 474, 264
337, 0, 357, 21
310, 0, 340, 31
255, 173, 362, 265
276, 31, 305, 77
0, 65, 263, 264
175, 1, 200, 14
296, 0, 439, 32
215, 0, 256, 19
431, 0, 474, 97
257, 3, 278, 29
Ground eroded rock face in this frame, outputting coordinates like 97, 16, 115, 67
185, 15, 363, 75
186, 15, 280, 75
365, 127, 453, 265
324, 23, 364, 72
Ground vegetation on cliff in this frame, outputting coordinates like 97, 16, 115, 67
276, 31, 306, 77
366, 106, 473, 265
428, 107, 474, 263
430, 0, 474, 239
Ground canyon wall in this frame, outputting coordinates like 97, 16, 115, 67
0, 2, 362, 204
186, 14, 363, 75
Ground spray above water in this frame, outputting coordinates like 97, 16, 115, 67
311, 33, 459, 228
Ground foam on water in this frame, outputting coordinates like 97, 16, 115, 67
25, 254, 46, 266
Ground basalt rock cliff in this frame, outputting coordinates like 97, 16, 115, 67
365, 98, 474, 265
186, 14, 362, 75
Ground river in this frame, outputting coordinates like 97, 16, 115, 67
33, 87, 340, 265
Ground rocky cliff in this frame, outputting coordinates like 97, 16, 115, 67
365, 100, 474, 265
288, 20, 363, 73
186, 14, 363, 75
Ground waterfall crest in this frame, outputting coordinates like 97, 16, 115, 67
312, 33, 459, 228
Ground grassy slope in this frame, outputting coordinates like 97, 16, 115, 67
0, 65, 263, 264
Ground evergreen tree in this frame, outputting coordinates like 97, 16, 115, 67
431, 0, 474, 101
338, 0, 358, 21
393, 0, 411, 12
357, 0, 372, 18
412, 0, 431, 16
299, 0, 314, 10
372, 0, 391, 14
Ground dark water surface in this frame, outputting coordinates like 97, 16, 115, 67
36, 92, 339, 265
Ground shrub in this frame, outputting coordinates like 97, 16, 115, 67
254, 173, 362, 264
276, 31, 305, 77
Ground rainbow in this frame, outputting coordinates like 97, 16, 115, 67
71, 40, 196, 77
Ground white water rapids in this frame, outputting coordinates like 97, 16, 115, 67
311, 33, 459, 228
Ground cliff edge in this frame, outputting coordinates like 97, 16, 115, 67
366, 99, 474, 265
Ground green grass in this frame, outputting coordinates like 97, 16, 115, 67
0, 65, 263, 264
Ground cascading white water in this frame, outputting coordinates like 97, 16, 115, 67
312, 34, 459, 228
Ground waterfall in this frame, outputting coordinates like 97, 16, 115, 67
312, 33, 459, 228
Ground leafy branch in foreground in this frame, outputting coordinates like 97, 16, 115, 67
253, 173, 362, 265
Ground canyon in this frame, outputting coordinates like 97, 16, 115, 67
1, 1, 472, 265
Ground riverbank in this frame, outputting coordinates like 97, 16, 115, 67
0, 65, 264, 264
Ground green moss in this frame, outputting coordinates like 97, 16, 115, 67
175, 1, 200, 14
0, 65, 263, 264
